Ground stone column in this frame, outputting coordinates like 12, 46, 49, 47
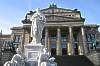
56, 28, 62, 56
21, 29, 25, 52
45, 28, 48, 48
68, 26, 74, 55
77, 31, 83, 55
24, 31, 30, 44
81, 27, 88, 54
47, 37, 51, 53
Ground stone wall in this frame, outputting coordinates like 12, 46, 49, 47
86, 51, 100, 66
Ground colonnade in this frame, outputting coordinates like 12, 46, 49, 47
44, 26, 88, 56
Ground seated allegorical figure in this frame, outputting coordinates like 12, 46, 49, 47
40, 57, 57, 66
48, 57, 57, 66
4, 48, 26, 66
38, 48, 50, 66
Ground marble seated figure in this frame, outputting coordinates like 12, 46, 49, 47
4, 48, 26, 66
38, 48, 50, 66
40, 57, 57, 66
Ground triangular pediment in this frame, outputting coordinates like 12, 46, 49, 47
23, 4, 84, 24
40, 6, 82, 22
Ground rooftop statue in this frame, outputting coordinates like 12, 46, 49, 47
31, 8, 46, 44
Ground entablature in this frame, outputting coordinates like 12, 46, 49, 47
45, 22, 84, 27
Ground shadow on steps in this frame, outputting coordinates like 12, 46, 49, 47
53, 55, 95, 66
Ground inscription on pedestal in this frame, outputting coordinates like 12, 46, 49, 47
28, 51, 39, 60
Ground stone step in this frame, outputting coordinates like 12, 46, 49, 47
53, 55, 95, 66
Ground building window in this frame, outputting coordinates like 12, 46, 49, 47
61, 37, 67, 48
86, 34, 91, 42
86, 34, 95, 42
14, 35, 21, 43
41, 38, 45, 45
73, 32, 77, 42
0, 40, 3, 44
51, 41, 56, 48
50, 37, 56, 48
91, 34, 95, 41
86, 33, 96, 50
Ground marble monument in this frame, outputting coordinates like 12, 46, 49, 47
4, 8, 57, 66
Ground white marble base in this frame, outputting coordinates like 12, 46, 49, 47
24, 43, 44, 66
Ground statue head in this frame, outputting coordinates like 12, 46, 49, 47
31, 8, 41, 21
36, 8, 40, 14
16, 48, 22, 54
49, 57, 55, 63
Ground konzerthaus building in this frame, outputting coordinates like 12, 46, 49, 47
10, 4, 99, 56
1, 4, 100, 66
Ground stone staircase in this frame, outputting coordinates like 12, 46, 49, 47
53, 55, 95, 66
0, 51, 15, 66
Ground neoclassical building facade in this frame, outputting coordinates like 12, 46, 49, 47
11, 4, 99, 56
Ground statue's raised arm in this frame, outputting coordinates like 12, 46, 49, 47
31, 8, 46, 44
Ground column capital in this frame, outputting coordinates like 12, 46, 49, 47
57, 28, 61, 32
81, 26, 85, 29
45, 28, 48, 31
69, 26, 72, 31
81, 26, 85, 36
45, 28, 48, 35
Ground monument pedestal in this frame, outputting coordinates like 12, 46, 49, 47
24, 43, 44, 66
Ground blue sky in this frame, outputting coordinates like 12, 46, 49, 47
0, 0, 100, 34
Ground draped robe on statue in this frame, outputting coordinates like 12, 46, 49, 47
31, 8, 46, 44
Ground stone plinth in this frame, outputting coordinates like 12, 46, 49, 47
24, 43, 44, 66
